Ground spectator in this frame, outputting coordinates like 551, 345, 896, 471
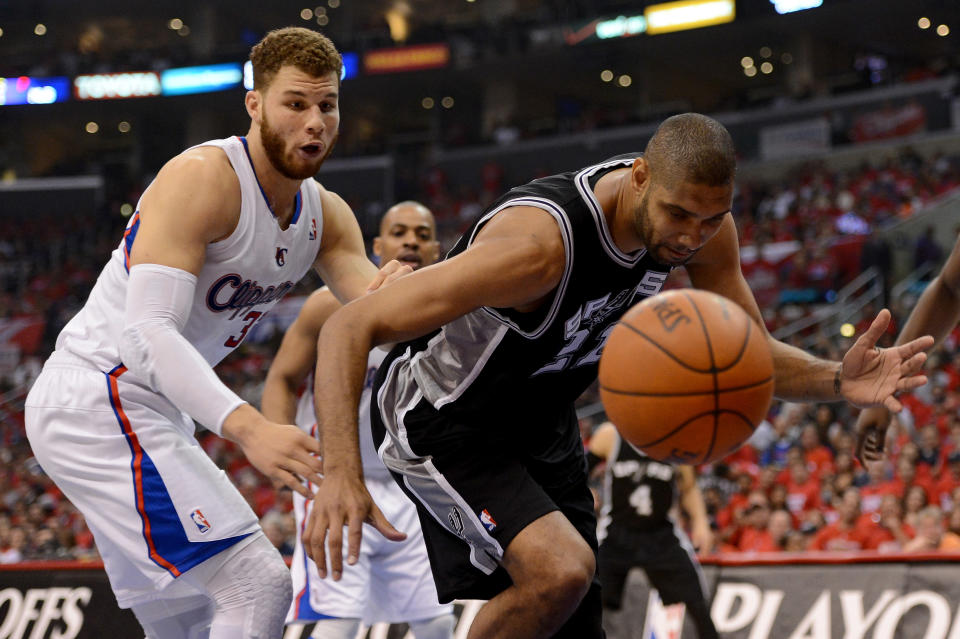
904, 484, 931, 530
736, 492, 772, 552
799, 423, 834, 477
809, 488, 873, 551
0, 527, 27, 563
864, 494, 913, 552
903, 506, 958, 552
916, 424, 944, 477
935, 451, 960, 510
785, 460, 822, 517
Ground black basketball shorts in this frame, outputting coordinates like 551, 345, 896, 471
370, 397, 598, 604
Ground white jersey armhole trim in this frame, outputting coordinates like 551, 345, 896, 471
574, 158, 647, 267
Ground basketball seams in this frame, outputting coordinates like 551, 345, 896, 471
630, 409, 756, 450
599, 377, 774, 397
617, 322, 714, 374
680, 291, 720, 465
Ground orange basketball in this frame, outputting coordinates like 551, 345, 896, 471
598, 288, 774, 465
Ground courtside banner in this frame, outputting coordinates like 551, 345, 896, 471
608, 555, 960, 639
0, 562, 140, 638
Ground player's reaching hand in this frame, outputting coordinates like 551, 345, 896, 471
304, 470, 406, 580
222, 404, 324, 498
691, 520, 715, 555
366, 259, 414, 293
854, 405, 893, 466
838, 309, 933, 412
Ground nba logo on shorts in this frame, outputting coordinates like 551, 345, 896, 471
480, 508, 497, 532
642, 591, 685, 639
190, 509, 211, 534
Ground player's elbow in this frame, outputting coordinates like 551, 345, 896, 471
118, 320, 166, 389
318, 302, 375, 349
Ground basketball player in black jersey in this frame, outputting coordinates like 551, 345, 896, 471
588, 421, 718, 639
305, 113, 933, 639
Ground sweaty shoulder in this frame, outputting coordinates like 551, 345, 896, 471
313, 180, 349, 216
141, 146, 242, 243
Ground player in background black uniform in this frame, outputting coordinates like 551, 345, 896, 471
306, 113, 933, 639
857, 233, 960, 463
588, 422, 718, 639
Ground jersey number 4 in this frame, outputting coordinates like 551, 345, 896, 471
224, 311, 263, 348
629, 484, 653, 516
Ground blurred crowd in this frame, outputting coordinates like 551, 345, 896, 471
1, 146, 959, 564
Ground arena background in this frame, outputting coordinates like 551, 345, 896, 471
3, 0, 960, 637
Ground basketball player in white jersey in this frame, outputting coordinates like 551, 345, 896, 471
262, 202, 454, 639
25, 27, 403, 639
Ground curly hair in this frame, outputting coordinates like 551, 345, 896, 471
249, 27, 342, 91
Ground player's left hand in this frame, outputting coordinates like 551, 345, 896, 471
366, 259, 413, 293
839, 309, 933, 412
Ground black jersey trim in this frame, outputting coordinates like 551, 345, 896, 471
466, 196, 574, 340
574, 158, 647, 268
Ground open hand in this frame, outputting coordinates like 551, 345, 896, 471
840, 309, 933, 411
303, 470, 406, 580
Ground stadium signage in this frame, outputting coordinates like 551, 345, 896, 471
714, 583, 960, 638
0, 76, 70, 106
73, 72, 162, 100
612, 560, 960, 638
770, 0, 823, 14
644, 0, 736, 35
0, 586, 91, 639
363, 44, 449, 74
160, 63, 243, 96
596, 15, 648, 39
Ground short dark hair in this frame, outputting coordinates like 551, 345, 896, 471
643, 113, 736, 188
249, 27, 342, 91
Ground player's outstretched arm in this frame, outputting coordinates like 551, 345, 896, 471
262, 288, 341, 426
857, 234, 960, 463
121, 148, 323, 498
304, 206, 567, 580
686, 216, 932, 406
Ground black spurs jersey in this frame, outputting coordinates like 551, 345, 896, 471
375, 154, 673, 466
598, 434, 677, 539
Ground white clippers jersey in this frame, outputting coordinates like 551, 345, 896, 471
295, 348, 390, 481
55, 136, 324, 380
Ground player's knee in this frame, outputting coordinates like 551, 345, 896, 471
552, 554, 595, 604
534, 544, 594, 610
258, 547, 294, 605
187, 534, 292, 637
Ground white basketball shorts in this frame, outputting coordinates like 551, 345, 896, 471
25, 351, 260, 608
287, 475, 453, 625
